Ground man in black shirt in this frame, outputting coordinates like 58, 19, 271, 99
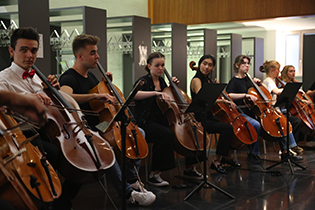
57, 34, 155, 209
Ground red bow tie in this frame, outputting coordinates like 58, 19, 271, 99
22, 69, 35, 79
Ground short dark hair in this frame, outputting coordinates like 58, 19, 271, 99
72, 34, 100, 57
10, 27, 39, 50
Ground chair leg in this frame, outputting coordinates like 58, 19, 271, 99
263, 139, 267, 155
176, 153, 182, 176
234, 150, 238, 162
99, 174, 118, 210
144, 143, 153, 183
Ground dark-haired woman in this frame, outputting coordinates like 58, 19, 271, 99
134, 52, 206, 186
190, 54, 238, 174
133, 52, 177, 186
226, 55, 262, 162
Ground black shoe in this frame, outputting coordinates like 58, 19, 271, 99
210, 162, 227, 174
183, 167, 204, 180
247, 153, 261, 164
281, 153, 303, 162
221, 157, 241, 167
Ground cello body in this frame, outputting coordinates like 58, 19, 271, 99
88, 62, 148, 161
0, 136, 37, 210
245, 83, 292, 142
289, 92, 315, 136
0, 111, 62, 207
211, 91, 258, 149
157, 69, 209, 157
43, 90, 115, 183
32, 65, 115, 183
276, 77, 315, 136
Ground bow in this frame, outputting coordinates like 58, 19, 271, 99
22, 69, 35, 79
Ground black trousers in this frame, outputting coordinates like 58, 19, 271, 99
140, 118, 176, 172
203, 118, 233, 157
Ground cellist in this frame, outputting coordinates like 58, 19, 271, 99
262, 60, 303, 160
0, 27, 62, 208
226, 55, 263, 163
58, 34, 156, 208
280, 65, 315, 148
133, 52, 208, 185
190, 55, 239, 174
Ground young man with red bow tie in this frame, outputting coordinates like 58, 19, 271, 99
0, 27, 59, 105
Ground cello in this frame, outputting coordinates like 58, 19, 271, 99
244, 73, 292, 142
88, 61, 148, 161
189, 61, 257, 149
0, 129, 37, 210
156, 67, 209, 157
0, 110, 62, 208
33, 65, 115, 183
276, 77, 315, 136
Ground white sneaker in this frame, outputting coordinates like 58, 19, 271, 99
130, 180, 147, 192
129, 190, 156, 206
148, 172, 169, 187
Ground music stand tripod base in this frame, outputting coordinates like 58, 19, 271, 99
266, 83, 306, 174
183, 83, 235, 200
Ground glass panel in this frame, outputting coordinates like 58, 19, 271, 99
49, 7, 85, 76
151, 23, 173, 77
285, 34, 299, 74
107, 16, 134, 91
217, 35, 231, 83
242, 38, 254, 77
187, 29, 205, 97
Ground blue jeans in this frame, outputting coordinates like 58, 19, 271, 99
242, 114, 261, 155
105, 127, 146, 197
279, 132, 297, 151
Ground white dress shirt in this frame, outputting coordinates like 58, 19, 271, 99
0, 62, 43, 94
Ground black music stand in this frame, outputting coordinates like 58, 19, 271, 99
266, 82, 306, 174
96, 79, 146, 210
183, 83, 235, 200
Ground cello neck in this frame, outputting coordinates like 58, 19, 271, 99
96, 61, 124, 104
163, 68, 187, 104
276, 77, 286, 88
245, 73, 269, 101
32, 65, 74, 111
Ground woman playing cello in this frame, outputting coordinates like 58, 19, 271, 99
280, 65, 315, 148
190, 55, 239, 174
133, 52, 207, 184
262, 60, 303, 159
226, 55, 262, 163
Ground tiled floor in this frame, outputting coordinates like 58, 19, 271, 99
72, 144, 315, 210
